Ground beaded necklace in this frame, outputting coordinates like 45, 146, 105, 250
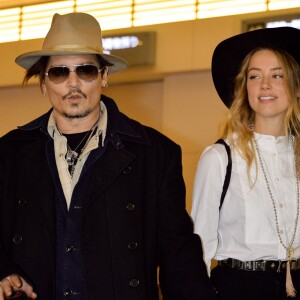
253, 133, 299, 297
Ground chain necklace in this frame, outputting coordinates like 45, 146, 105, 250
63, 116, 100, 177
253, 133, 299, 297
66, 131, 91, 165
65, 130, 94, 177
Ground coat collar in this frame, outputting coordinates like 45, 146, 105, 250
18, 94, 151, 147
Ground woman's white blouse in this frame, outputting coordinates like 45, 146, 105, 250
191, 133, 300, 275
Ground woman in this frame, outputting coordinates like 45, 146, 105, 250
191, 27, 300, 300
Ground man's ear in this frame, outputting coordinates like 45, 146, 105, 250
101, 67, 108, 88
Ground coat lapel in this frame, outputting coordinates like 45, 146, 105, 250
82, 143, 136, 213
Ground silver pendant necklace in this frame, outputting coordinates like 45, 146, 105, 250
62, 116, 100, 177
65, 131, 91, 167
66, 131, 92, 169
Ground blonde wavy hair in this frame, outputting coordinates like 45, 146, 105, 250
222, 47, 300, 178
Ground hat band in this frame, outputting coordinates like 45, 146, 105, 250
44, 44, 103, 53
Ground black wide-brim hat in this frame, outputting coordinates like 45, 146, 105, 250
212, 26, 300, 108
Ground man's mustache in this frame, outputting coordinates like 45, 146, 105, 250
62, 88, 87, 100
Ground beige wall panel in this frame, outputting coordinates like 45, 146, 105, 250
104, 81, 163, 131
162, 71, 227, 150
0, 84, 50, 135
162, 71, 227, 212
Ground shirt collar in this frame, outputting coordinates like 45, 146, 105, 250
47, 101, 107, 146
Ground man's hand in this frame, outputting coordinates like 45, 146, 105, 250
0, 274, 37, 299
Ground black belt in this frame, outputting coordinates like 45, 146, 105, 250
218, 258, 300, 272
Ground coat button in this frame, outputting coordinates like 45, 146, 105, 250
129, 278, 140, 287
126, 202, 135, 211
122, 166, 132, 174
63, 289, 72, 296
110, 133, 123, 149
128, 241, 138, 250
18, 197, 28, 206
65, 245, 75, 253
13, 235, 23, 245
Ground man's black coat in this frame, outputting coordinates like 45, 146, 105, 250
0, 95, 215, 299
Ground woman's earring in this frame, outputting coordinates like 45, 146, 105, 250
102, 82, 108, 88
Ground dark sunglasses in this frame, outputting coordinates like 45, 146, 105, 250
45, 64, 104, 84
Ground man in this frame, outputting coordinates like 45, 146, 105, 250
0, 13, 215, 300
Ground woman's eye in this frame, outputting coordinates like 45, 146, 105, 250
248, 75, 259, 80
273, 74, 284, 79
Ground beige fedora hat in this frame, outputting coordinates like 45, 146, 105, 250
15, 12, 128, 74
